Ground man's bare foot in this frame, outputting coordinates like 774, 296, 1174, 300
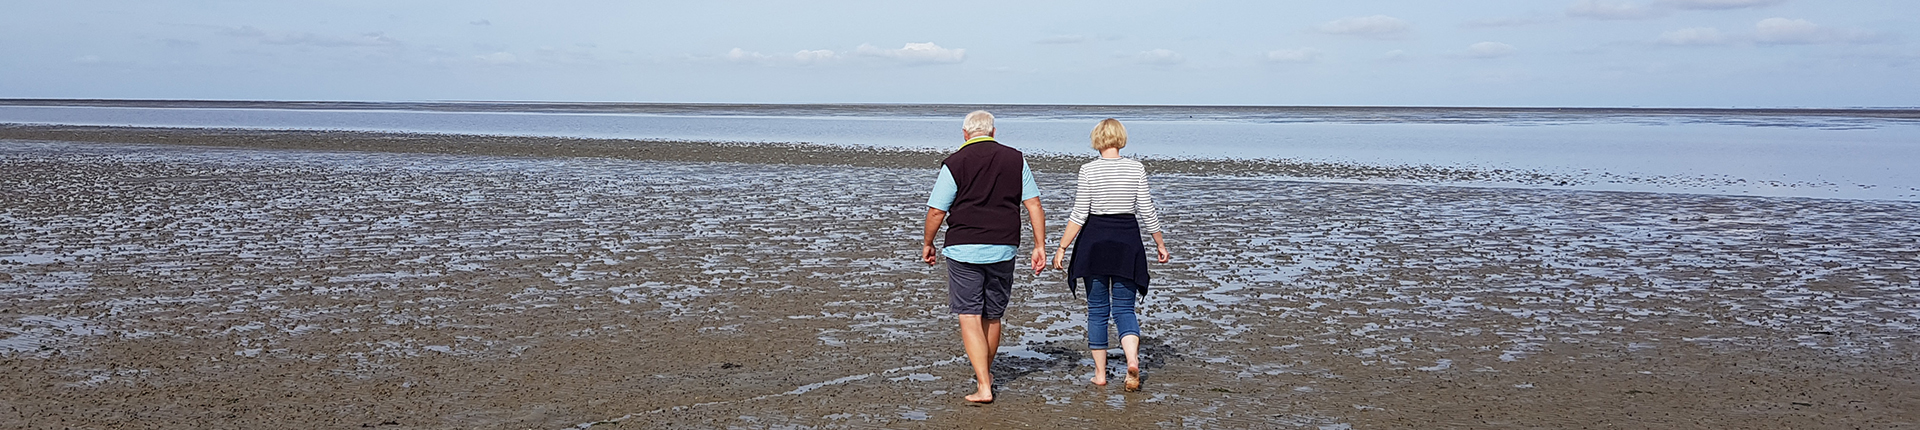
965, 386, 994, 403
1123, 365, 1142, 392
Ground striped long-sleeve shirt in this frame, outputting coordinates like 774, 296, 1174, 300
1068, 157, 1162, 233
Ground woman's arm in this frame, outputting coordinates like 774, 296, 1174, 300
1136, 162, 1168, 263
1068, 164, 1092, 227
1054, 165, 1092, 270
1133, 164, 1162, 235
1051, 221, 1082, 271
1150, 231, 1169, 263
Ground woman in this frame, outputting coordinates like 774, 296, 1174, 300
1051, 118, 1170, 391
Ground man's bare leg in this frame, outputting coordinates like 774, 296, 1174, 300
985, 317, 1002, 364
983, 318, 1004, 398
958, 314, 995, 403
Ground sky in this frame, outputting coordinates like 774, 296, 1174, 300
3, 1, 1916, 107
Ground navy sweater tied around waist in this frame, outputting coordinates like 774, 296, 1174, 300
1066, 213, 1152, 297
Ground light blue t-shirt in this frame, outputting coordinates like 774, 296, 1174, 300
928, 160, 1041, 264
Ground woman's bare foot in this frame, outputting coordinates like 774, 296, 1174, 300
1123, 364, 1142, 392
965, 385, 994, 403
1091, 371, 1108, 386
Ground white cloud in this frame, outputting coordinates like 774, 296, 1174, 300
1570, 0, 1783, 20
1660, 0, 1784, 10
1036, 35, 1090, 44
1464, 16, 1553, 28
856, 42, 965, 64
1316, 15, 1412, 39
792, 49, 838, 63
1133, 49, 1184, 65
725, 48, 772, 62
1265, 48, 1323, 63
1567, 0, 1665, 20
470, 19, 492, 26
1467, 42, 1517, 58
474, 52, 519, 65
1472, 69, 1532, 83
726, 43, 963, 66
1660, 27, 1731, 45
223, 26, 401, 47
1754, 17, 1882, 44
1650, 18, 1883, 47
725, 48, 842, 65
528, 45, 610, 66
221, 26, 267, 38
1754, 18, 1824, 44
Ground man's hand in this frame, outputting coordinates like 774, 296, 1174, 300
1029, 247, 1047, 275
923, 244, 939, 266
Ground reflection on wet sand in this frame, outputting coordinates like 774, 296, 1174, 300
2, 140, 1916, 428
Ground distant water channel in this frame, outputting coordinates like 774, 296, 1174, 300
2, 101, 1916, 201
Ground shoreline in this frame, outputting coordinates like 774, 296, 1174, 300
0, 123, 1565, 183
5, 124, 1896, 202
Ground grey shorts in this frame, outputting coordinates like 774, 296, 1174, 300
947, 258, 1015, 319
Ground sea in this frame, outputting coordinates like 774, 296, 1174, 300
2, 100, 1917, 201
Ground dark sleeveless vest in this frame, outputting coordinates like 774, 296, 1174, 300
941, 139, 1024, 247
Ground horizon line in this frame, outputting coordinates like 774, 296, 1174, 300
2, 97, 1917, 113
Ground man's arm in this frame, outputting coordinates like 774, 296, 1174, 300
1023, 197, 1047, 275
924, 166, 957, 266
1017, 160, 1047, 274
923, 207, 946, 266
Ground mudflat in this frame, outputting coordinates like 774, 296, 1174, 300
2, 130, 1916, 429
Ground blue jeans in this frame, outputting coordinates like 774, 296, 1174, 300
1085, 276, 1141, 350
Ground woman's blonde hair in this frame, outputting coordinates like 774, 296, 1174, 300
1090, 118, 1127, 150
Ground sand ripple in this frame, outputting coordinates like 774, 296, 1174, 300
2, 140, 1916, 428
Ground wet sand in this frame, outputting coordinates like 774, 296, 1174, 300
2, 132, 1918, 429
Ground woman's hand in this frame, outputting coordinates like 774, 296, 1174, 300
1050, 250, 1066, 271
1150, 232, 1170, 263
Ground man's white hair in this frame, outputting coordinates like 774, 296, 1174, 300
963, 110, 995, 136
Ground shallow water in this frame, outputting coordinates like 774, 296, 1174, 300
2, 140, 1916, 428
3, 102, 1918, 201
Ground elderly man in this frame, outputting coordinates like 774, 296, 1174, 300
922, 110, 1048, 403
